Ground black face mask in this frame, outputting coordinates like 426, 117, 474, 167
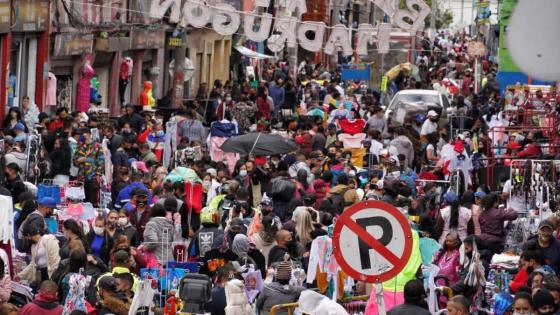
45, 210, 54, 218
526, 266, 534, 274
136, 201, 146, 208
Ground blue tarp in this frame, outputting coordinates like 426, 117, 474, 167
341, 64, 371, 82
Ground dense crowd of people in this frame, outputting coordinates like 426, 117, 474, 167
0, 30, 558, 315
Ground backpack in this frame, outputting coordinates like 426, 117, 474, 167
219, 198, 236, 229
324, 188, 349, 215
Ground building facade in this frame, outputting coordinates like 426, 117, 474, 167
0, 0, 232, 119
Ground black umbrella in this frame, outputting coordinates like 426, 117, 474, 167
220, 132, 298, 156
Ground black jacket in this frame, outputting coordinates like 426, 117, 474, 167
49, 146, 72, 176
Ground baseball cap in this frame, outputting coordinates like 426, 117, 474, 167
114, 250, 130, 264
13, 123, 25, 131
388, 156, 400, 167
474, 191, 486, 199
206, 168, 217, 178
427, 110, 438, 117
539, 220, 553, 230
443, 191, 459, 204
38, 196, 57, 208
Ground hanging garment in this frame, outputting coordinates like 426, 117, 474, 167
209, 136, 238, 174
346, 147, 367, 168
66, 186, 86, 201
76, 63, 95, 112
0, 195, 13, 243
62, 273, 91, 315
37, 184, 62, 204
337, 133, 367, 149
163, 121, 178, 169
339, 119, 366, 135
184, 182, 203, 214
128, 280, 155, 315
46, 72, 57, 106
67, 203, 85, 218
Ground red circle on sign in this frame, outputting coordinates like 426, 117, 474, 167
332, 200, 413, 283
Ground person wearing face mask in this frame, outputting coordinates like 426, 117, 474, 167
420, 110, 439, 137
524, 220, 560, 274
74, 128, 105, 206
17, 196, 56, 253
4, 162, 27, 205
95, 275, 130, 315
128, 189, 152, 241
510, 250, 551, 293
146, 121, 165, 162
87, 216, 113, 263
203, 168, 221, 206
17, 225, 61, 286
532, 289, 557, 315
115, 209, 140, 247
143, 204, 176, 266
105, 210, 120, 240
509, 292, 533, 315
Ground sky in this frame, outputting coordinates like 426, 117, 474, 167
442, 0, 499, 28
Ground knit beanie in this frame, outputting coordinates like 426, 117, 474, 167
532, 289, 555, 310
275, 260, 292, 281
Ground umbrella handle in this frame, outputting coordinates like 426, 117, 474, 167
248, 132, 261, 156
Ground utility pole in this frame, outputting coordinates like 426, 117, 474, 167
171, 0, 187, 108
460, 0, 465, 25
430, 0, 436, 30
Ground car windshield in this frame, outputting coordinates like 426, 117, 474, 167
393, 94, 440, 105
389, 94, 442, 124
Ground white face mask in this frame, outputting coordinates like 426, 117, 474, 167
225, 97, 232, 102
203, 180, 211, 189
239, 170, 248, 177
118, 218, 128, 227
93, 226, 105, 236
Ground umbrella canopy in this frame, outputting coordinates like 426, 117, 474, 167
307, 107, 325, 117
165, 167, 202, 183
220, 132, 297, 156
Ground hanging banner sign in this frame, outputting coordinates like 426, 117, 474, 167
12, 0, 49, 32
0, 0, 9, 34
53, 34, 94, 56
130, 29, 166, 50
149, 0, 431, 56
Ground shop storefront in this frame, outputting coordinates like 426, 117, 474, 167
8, 0, 49, 108
129, 28, 166, 106
52, 33, 94, 111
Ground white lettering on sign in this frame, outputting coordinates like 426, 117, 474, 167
356, 23, 391, 56
148, 0, 431, 55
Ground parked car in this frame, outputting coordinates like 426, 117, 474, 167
383, 89, 451, 126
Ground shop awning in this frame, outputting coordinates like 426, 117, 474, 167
235, 46, 275, 60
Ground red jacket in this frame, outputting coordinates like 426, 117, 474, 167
19, 293, 63, 315
517, 143, 542, 158
509, 267, 529, 293
256, 96, 271, 120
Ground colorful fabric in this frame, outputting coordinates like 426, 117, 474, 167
74, 142, 104, 181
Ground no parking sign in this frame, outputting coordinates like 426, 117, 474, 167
333, 200, 413, 283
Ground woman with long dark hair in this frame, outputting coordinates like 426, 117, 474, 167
435, 191, 473, 244
478, 193, 518, 254
49, 136, 72, 184
3, 107, 26, 131
60, 219, 89, 259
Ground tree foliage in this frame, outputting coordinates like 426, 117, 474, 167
398, 0, 454, 29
